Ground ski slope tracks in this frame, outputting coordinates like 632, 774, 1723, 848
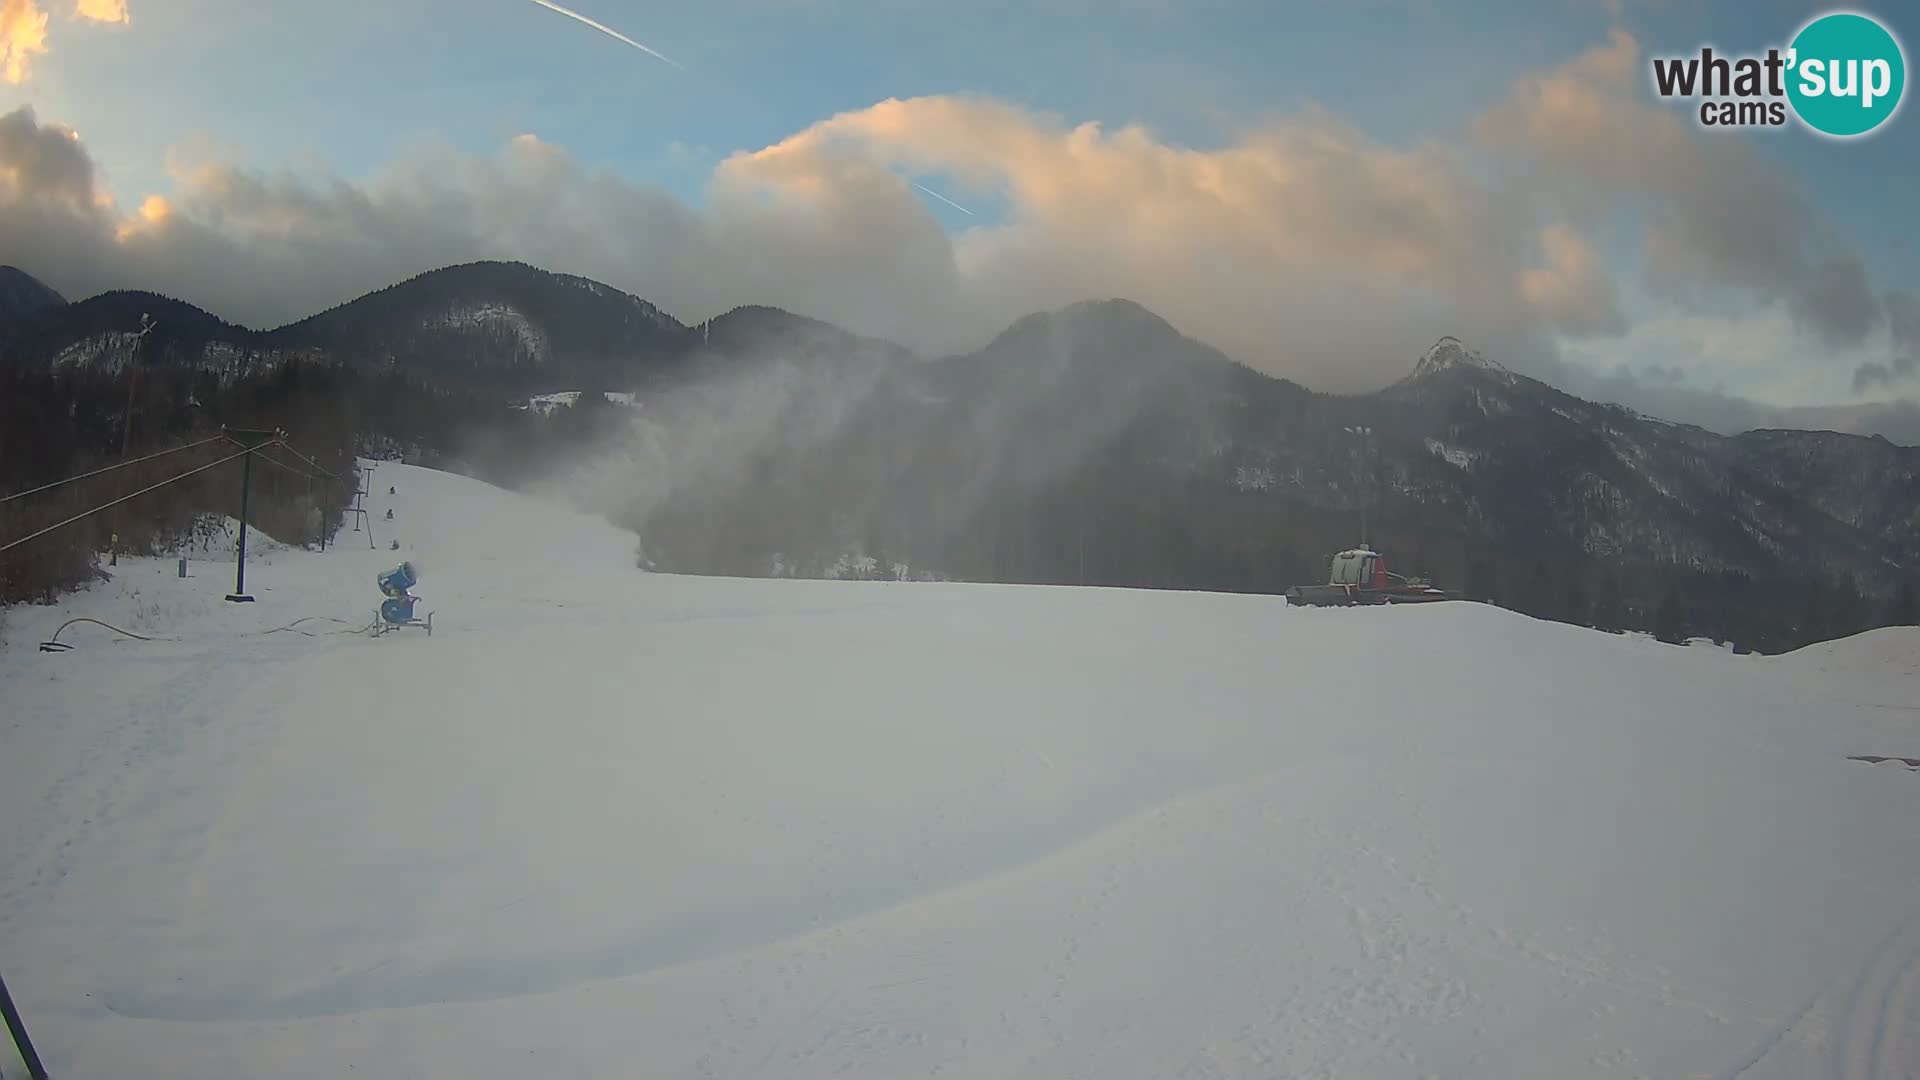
2, 462, 1917, 1079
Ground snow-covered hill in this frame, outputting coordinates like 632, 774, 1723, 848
2, 462, 1916, 1080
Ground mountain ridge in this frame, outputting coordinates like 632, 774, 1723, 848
3, 259, 1914, 652
0, 258, 1906, 446
0, 265, 68, 336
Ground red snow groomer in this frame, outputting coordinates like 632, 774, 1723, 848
1284, 547, 1460, 607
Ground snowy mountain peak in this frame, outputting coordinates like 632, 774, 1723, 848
1411, 336, 1507, 379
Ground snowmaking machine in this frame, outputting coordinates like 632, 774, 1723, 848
1284, 548, 1460, 607
374, 561, 433, 636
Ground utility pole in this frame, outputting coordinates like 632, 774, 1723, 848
222, 427, 282, 603
120, 314, 156, 458
1345, 425, 1373, 548
0, 968, 49, 1080
107, 314, 157, 568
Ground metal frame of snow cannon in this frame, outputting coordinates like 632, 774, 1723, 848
371, 606, 433, 637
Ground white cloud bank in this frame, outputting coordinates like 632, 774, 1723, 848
1, 28, 1914, 431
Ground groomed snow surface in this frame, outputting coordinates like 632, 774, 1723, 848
3, 462, 1918, 1080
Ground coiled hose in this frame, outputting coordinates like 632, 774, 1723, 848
38, 614, 380, 652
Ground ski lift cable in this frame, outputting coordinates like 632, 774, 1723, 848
0, 445, 255, 556
247, 446, 324, 483
267, 440, 345, 483
0, 434, 230, 505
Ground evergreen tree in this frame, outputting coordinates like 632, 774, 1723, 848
1466, 559, 1498, 605
1831, 576, 1865, 640
1563, 574, 1590, 627
1802, 580, 1830, 645
1890, 582, 1919, 627
1591, 571, 1623, 631
1523, 560, 1557, 620
1655, 583, 1687, 644
1409, 544, 1432, 582
1276, 542, 1301, 592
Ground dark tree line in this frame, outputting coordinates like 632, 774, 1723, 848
1473, 551, 1912, 651
638, 429, 1919, 655
2, 362, 355, 603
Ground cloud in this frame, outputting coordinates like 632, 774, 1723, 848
1520, 223, 1626, 337
0, 0, 124, 85
1854, 291, 1920, 392
1, 90, 1610, 392
1475, 30, 1884, 351
1589, 0, 1674, 17
74, 0, 125, 24
717, 94, 1628, 389
1550, 357, 1920, 441
1853, 363, 1893, 392
1548, 305, 1920, 441
2, 0, 49, 85
0, 27, 1910, 431
0, 106, 126, 293
0, 104, 90, 196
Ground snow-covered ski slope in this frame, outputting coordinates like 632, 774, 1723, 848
3, 462, 1918, 1080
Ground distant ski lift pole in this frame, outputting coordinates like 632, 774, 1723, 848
344, 477, 373, 546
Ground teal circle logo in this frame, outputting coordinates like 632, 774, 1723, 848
1787, 12, 1906, 137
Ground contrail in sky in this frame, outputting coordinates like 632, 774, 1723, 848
526, 0, 685, 70
521, 2, 971, 217
912, 182, 975, 216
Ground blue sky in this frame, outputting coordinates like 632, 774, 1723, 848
2, 0, 1917, 425
10, 3, 1651, 192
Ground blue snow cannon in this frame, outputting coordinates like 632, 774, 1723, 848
377, 562, 417, 599
375, 562, 423, 629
